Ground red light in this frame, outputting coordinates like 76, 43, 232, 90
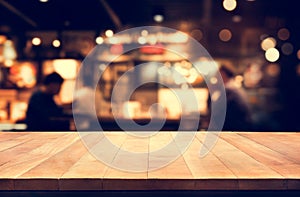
140, 44, 165, 54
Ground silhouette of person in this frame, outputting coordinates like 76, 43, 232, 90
25, 72, 69, 131
219, 65, 252, 131
207, 65, 252, 131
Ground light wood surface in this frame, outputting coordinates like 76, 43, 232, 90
0, 131, 300, 191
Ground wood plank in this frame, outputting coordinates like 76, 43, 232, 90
60, 133, 121, 190
0, 132, 30, 143
18, 133, 102, 179
0, 133, 33, 152
103, 132, 128, 148
148, 132, 178, 173
103, 133, 148, 179
60, 132, 125, 190
0, 131, 299, 191
182, 135, 236, 179
0, 132, 75, 177
239, 132, 300, 164
220, 132, 300, 178
197, 132, 283, 179
0, 133, 45, 167
148, 156, 193, 179
61, 145, 108, 179
148, 132, 193, 180
102, 133, 149, 190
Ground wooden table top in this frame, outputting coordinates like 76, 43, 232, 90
0, 131, 300, 191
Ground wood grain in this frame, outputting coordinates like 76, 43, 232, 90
0, 131, 299, 191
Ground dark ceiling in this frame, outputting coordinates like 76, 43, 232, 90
0, 0, 299, 61
0, 0, 299, 33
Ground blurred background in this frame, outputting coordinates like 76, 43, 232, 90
0, 0, 299, 131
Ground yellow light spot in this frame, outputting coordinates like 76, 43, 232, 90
4, 59, 13, 67
52, 39, 61, 47
141, 30, 148, 37
95, 36, 104, 44
53, 59, 79, 79
261, 37, 276, 51
32, 37, 41, 46
154, 15, 164, 23
223, 0, 237, 12
211, 91, 221, 101
105, 30, 114, 37
210, 77, 218, 84
265, 48, 280, 62
138, 36, 147, 45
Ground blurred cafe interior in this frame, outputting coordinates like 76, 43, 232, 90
0, 0, 300, 132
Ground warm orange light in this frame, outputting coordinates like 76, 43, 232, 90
158, 88, 208, 118
96, 36, 104, 44
122, 101, 141, 118
219, 29, 232, 42
52, 39, 61, 47
141, 30, 149, 37
10, 101, 27, 122
211, 91, 221, 102
261, 37, 276, 51
266, 64, 280, 77
3, 40, 17, 63
265, 48, 280, 62
105, 30, 114, 37
297, 50, 300, 60
11, 62, 37, 88
210, 77, 218, 84
32, 37, 41, 46
0, 35, 6, 44
4, 59, 13, 67
234, 75, 244, 88
59, 80, 76, 104
153, 14, 164, 23
52, 59, 79, 79
223, 0, 237, 11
